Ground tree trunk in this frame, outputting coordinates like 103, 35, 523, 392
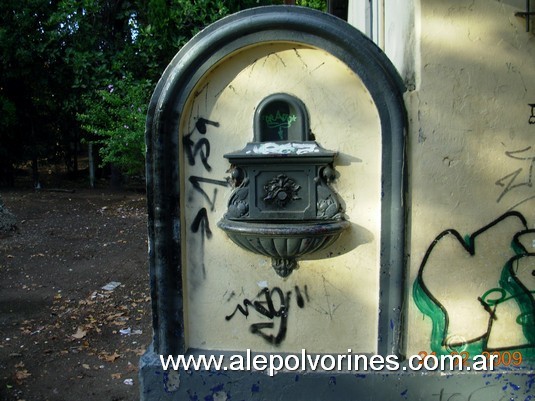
110, 164, 123, 190
88, 142, 95, 189
73, 128, 79, 174
32, 156, 40, 189
30, 119, 40, 189
0, 195, 17, 235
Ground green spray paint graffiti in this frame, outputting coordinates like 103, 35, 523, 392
264, 111, 297, 140
413, 211, 535, 359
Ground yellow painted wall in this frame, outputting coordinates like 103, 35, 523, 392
406, 0, 535, 357
181, 43, 383, 353
178, 0, 535, 359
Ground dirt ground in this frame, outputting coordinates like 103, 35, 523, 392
0, 185, 152, 401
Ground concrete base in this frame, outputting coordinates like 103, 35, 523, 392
139, 346, 534, 401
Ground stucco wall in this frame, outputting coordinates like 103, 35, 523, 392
181, 43, 383, 353
170, 0, 535, 360
406, 0, 535, 358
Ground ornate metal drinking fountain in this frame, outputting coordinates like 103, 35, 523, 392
218, 93, 350, 277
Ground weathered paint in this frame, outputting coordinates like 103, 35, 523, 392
405, 0, 535, 359
182, 43, 382, 353
141, 3, 535, 400
140, 348, 535, 401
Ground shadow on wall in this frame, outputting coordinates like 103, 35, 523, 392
412, 0, 535, 221
408, 0, 535, 360
303, 221, 374, 261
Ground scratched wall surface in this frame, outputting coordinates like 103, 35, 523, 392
180, 43, 382, 353
406, 0, 535, 359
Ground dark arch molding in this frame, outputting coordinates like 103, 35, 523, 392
146, 5, 407, 356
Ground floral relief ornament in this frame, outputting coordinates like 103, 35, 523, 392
263, 174, 301, 208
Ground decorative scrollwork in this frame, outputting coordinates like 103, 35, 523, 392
226, 168, 249, 219
227, 186, 249, 218
316, 170, 344, 219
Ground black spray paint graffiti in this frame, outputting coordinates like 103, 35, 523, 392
495, 146, 535, 210
413, 211, 535, 358
529, 103, 535, 125
184, 117, 220, 171
184, 117, 228, 278
226, 285, 309, 345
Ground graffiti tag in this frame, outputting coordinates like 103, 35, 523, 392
495, 146, 535, 210
184, 117, 228, 278
413, 211, 535, 358
226, 285, 309, 345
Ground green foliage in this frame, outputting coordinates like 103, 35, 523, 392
79, 76, 151, 175
134, 0, 278, 82
0, 0, 69, 182
296, 0, 327, 12
0, 97, 16, 133
0, 96, 19, 168
78, 0, 278, 176
0, 0, 326, 183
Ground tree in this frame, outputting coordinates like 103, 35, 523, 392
0, 195, 16, 235
296, 0, 327, 11
78, 0, 279, 177
78, 75, 151, 176
0, 0, 68, 186
1, 0, 296, 185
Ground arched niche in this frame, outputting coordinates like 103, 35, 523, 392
145, 5, 407, 357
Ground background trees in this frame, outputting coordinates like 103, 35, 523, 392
0, 0, 326, 186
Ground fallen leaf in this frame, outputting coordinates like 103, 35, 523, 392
111, 319, 129, 326
15, 369, 31, 384
71, 327, 87, 339
100, 351, 121, 362
82, 364, 91, 370
105, 312, 125, 321
111, 373, 122, 379
126, 347, 146, 356
85, 315, 98, 324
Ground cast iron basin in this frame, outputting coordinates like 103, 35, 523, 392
218, 218, 350, 277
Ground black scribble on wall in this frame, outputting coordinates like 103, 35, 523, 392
226, 285, 309, 345
183, 117, 220, 171
495, 146, 535, 210
184, 117, 228, 280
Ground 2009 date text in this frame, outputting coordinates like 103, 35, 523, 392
417, 350, 523, 367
